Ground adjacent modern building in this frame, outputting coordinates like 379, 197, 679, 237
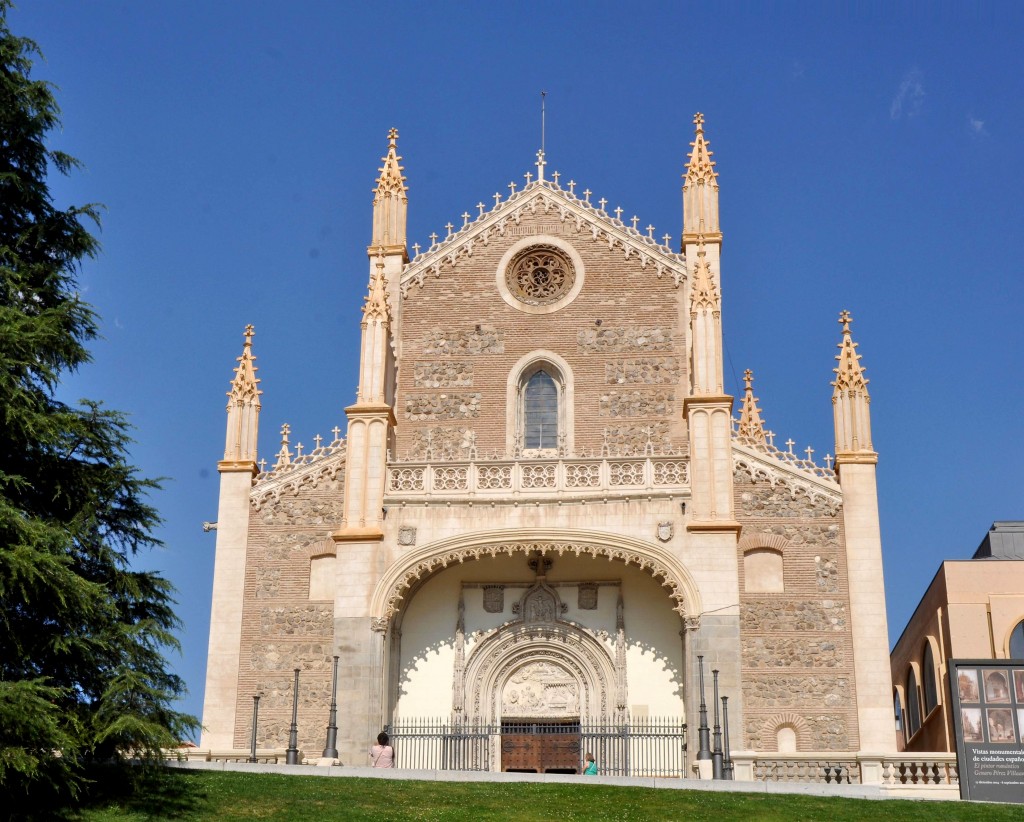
891, 521, 1024, 753
200, 116, 896, 775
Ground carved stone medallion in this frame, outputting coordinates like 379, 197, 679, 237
657, 521, 674, 543
577, 583, 598, 610
397, 526, 417, 546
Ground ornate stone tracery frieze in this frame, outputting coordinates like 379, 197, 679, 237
732, 446, 841, 518
399, 186, 688, 297
374, 536, 697, 624
251, 448, 346, 511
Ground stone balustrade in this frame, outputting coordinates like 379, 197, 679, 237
384, 456, 689, 502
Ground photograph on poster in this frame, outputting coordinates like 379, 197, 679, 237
987, 708, 1015, 742
1018, 709, 1024, 743
958, 669, 980, 702
984, 669, 1011, 703
962, 708, 984, 742
1015, 669, 1024, 703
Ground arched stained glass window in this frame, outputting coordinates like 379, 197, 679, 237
922, 642, 938, 715
524, 370, 558, 449
1010, 619, 1024, 659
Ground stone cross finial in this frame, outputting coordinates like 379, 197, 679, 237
429, 232, 438, 246
552, 171, 560, 184
244, 323, 255, 346
693, 112, 704, 132
583, 189, 591, 203
476, 202, 485, 217
445, 222, 454, 236
766, 430, 775, 447
663, 233, 671, 246
258, 458, 267, 472
567, 180, 576, 195
785, 438, 795, 454
493, 192, 501, 206
331, 425, 341, 441
281, 423, 291, 441
508, 181, 517, 195
631, 216, 639, 230
524, 171, 533, 184
805, 446, 815, 462
387, 127, 399, 145
461, 211, 470, 226
743, 368, 753, 390
412, 242, 420, 256
614, 207, 623, 220
296, 442, 304, 458
825, 453, 833, 465
646, 224, 655, 238
839, 310, 852, 332
597, 197, 606, 211
314, 434, 323, 450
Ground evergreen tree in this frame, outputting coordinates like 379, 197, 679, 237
0, 3, 196, 810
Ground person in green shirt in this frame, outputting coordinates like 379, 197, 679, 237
583, 752, 598, 775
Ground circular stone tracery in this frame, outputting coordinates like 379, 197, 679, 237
506, 245, 576, 306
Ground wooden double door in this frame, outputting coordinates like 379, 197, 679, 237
500, 721, 581, 773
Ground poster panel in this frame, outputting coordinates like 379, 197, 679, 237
950, 659, 1024, 802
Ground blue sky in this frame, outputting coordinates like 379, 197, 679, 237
15, 2, 1024, 731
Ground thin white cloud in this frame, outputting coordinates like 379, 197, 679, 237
967, 114, 988, 137
890, 68, 925, 119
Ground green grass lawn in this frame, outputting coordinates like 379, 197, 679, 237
71, 769, 1020, 822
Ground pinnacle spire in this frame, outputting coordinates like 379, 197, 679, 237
832, 310, 870, 396
370, 128, 408, 254
737, 369, 767, 444
689, 242, 720, 311
222, 324, 261, 466
683, 112, 720, 241
832, 310, 874, 457
362, 250, 391, 322
227, 324, 261, 405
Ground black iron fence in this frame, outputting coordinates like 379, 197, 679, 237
383, 717, 687, 776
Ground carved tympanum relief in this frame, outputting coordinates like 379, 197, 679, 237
502, 662, 580, 717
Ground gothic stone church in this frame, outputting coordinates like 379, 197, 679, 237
201, 116, 895, 774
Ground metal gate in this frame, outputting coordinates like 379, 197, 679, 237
384, 717, 686, 776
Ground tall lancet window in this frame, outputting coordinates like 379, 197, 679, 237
524, 370, 558, 450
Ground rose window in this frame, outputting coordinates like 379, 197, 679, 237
505, 245, 575, 306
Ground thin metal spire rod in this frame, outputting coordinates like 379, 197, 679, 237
541, 90, 546, 154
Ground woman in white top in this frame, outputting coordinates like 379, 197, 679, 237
370, 731, 395, 768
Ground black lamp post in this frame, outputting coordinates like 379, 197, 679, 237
722, 695, 734, 780
248, 695, 261, 763
286, 668, 301, 765
696, 655, 712, 765
711, 669, 723, 780
321, 655, 340, 760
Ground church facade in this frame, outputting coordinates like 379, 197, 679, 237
200, 116, 896, 774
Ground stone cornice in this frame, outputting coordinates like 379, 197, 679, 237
399, 182, 688, 296
218, 459, 258, 476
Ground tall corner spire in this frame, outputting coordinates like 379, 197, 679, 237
832, 310, 875, 459
737, 369, 767, 444
222, 324, 261, 466
370, 127, 408, 256
683, 112, 721, 242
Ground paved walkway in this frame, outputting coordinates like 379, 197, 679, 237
166, 760, 914, 801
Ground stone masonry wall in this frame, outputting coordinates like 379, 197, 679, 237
394, 213, 689, 459
734, 468, 858, 752
234, 473, 342, 752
